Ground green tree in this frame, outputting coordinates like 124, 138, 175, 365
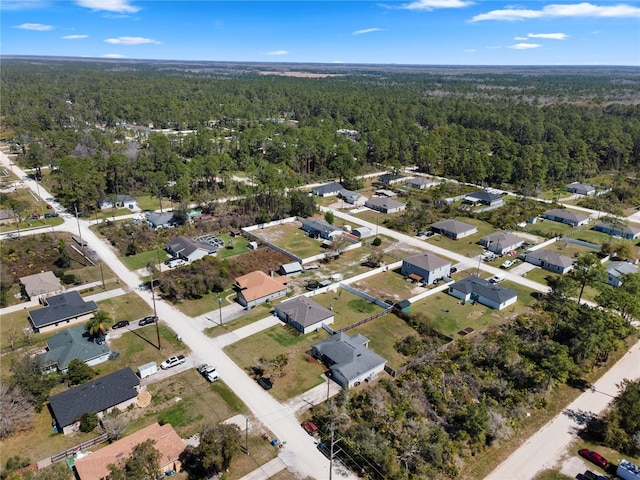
108, 439, 162, 480
85, 310, 113, 342
324, 210, 334, 225
183, 424, 241, 478
571, 253, 607, 303
289, 190, 316, 217
67, 359, 95, 385
79, 411, 99, 432
10, 355, 54, 412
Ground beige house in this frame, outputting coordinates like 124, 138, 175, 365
19, 271, 63, 300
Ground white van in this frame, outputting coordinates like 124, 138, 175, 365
166, 258, 187, 268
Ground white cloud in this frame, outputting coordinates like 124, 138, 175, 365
15, 22, 52, 31
514, 36, 527, 40
508, 43, 543, 50
102, 53, 125, 58
528, 32, 568, 40
464, 49, 476, 52
472, 2, 640, 21
1, 0, 51, 10
76, 0, 139, 13
62, 34, 88, 40
104, 36, 161, 45
353, 28, 384, 35
266, 50, 288, 56
399, 0, 474, 10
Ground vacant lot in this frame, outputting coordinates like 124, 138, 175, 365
351, 268, 428, 304
347, 314, 415, 369
253, 220, 323, 259
308, 289, 387, 328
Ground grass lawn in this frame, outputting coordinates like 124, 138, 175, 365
348, 314, 415, 369
171, 288, 234, 318
351, 268, 428, 304
534, 471, 574, 480
546, 239, 599, 258
308, 289, 387, 328
428, 217, 497, 258
524, 220, 573, 238
135, 195, 179, 212
0, 216, 64, 233
215, 234, 251, 259
96, 292, 154, 323
204, 304, 274, 338
120, 248, 170, 270
224, 325, 328, 401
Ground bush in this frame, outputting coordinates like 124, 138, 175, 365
6, 455, 31, 472
60, 274, 76, 285
372, 237, 382, 247
79, 411, 99, 432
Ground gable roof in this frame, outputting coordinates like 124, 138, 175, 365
19, 271, 62, 298
526, 249, 574, 268
313, 332, 386, 382
167, 235, 218, 257
606, 261, 639, 279
312, 182, 343, 195
49, 368, 140, 428
595, 221, 640, 237
300, 218, 339, 236
28, 291, 98, 329
431, 219, 477, 235
279, 262, 302, 275
450, 275, 518, 304
147, 212, 175, 227
39, 325, 109, 371
403, 252, 451, 271
567, 182, 595, 194
379, 173, 405, 183
480, 232, 524, 250
405, 177, 438, 188
98, 194, 135, 206
365, 197, 405, 210
276, 296, 334, 328
544, 209, 590, 224
235, 271, 290, 302
464, 190, 503, 204
74, 423, 185, 480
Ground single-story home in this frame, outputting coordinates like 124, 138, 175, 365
312, 182, 343, 197
405, 177, 438, 190
97, 194, 137, 210
278, 261, 303, 276
566, 182, 596, 196
401, 252, 451, 285
19, 271, 63, 300
300, 218, 342, 240
448, 275, 518, 310
339, 189, 367, 206
378, 173, 406, 185
28, 291, 99, 333
38, 325, 110, 374
479, 232, 524, 255
524, 249, 574, 274
464, 190, 504, 207
352, 226, 373, 239
166, 236, 218, 263
275, 296, 334, 334
0, 209, 17, 224
365, 197, 406, 214
74, 422, 185, 480
235, 271, 290, 309
311, 332, 387, 388
543, 209, 591, 227
375, 189, 397, 198
147, 212, 176, 229
605, 261, 639, 287
430, 219, 478, 240
49, 368, 140, 435
594, 221, 640, 240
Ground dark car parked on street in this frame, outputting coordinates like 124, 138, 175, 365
257, 377, 273, 390
138, 316, 156, 326
112, 320, 130, 329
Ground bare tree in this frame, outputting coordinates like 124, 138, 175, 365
0, 383, 35, 439
101, 412, 129, 442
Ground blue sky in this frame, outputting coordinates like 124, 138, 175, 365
2, 0, 639, 65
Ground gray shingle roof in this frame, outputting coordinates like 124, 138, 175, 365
480, 232, 524, 251
277, 296, 333, 328
49, 368, 140, 428
431, 219, 476, 235
403, 252, 451, 271
167, 236, 218, 258
365, 197, 405, 210
147, 212, 175, 227
301, 218, 339, 236
313, 332, 386, 383
312, 182, 343, 195
595, 222, 640, 237
606, 261, 639, 279
450, 275, 518, 304
544, 209, 590, 224
465, 190, 503, 204
526, 249, 574, 268
28, 292, 98, 329
39, 325, 109, 371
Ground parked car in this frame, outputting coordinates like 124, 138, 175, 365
112, 320, 130, 329
197, 364, 219, 382
46, 203, 53, 209
26, 213, 40, 220
257, 377, 273, 390
481, 251, 497, 261
318, 442, 339, 459
425, 231, 435, 237
500, 260, 515, 269
489, 274, 505, 284
579, 449, 608, 468
160, 355, 186, 370
165, 258, 187, 268
44, 212, 59, 218
450, 267, 458, 274
301, 419, 319, 436
139, 316, 156, 326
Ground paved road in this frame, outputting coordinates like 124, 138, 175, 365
486, 339, 640, 480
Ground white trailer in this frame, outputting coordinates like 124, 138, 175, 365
138, 361, 158, 379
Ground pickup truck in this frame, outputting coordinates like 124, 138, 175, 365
500, 260, 515, 269
197, 364, 219, 382
160, 355, 186, 370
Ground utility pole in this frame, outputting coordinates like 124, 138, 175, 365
217, 294, 223, 325
151, 271, 161, 350
245, 417, 249, 455
100, 262, 105, 289
329, 422, 335, 480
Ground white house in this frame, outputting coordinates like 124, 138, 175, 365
430, 219, 478, 240
275, 296, 334, 334
543, 209, 591, 227
401, 252, 451, 284
524, 249, 574, 274
605, 261, 639, 287
448, 275, 518, 310
479, 232, 524, 255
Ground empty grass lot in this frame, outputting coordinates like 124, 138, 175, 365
204, 304, 273, 338
428, 217, 497, 257
120, 248, 169, 270
215, 234, 250, 259
308, 289, 387, 328
347, 314, 415, 369
254, 221, 322, 259
172, 288, 234, 318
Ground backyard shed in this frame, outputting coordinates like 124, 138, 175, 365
394, 300, 411, 313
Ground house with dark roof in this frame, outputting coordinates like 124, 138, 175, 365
566, 182, 596, 196
166, 235, 218, 263
74, 423, 185, 480
300, 218, 341, 240
19, 271, 63, 300
605, 261, 639, 287
448, 275, 518, 310
464, 190, 504, 207
401, 252, 451, 285
479, 232, 524, 255
365, 197, 406, 214
235, 271, 290, 308
378, 173, 406, 185
430, 219, 478, 240
38, 325, 110, 374
311, 182, 343, 197
97, 194, 137, 210
0, 209, 17, 225
28, 291, 99, 333
338, 189, 367, 206
543, 209, 591, 227
524, 249, 575, 274
311, 332, 387, 388
594, 222, 640, 240
49, 368, 140, 434
275, 296, 334, 334
147, 212, 176, 229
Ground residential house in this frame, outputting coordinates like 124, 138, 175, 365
49, 368, 140, 434
430, 219, 478, 239
543, 209, 591, 227
19, 271, 63, 300
375, 189, 397, 198
311, 182, 343, 197
448, 275, 518, 310
594, 222, 640, 240
311, 332, 387, 388
74, 423, 185, 480
524, 249, 574, 274
464, 190, 504, 207
235, 271, 290, 308
28, 291, 99, 333
352, 227, 373, 239
278, 262, 302, 276
147, 212, 176, 229
97, 194, 137, 210
275, 296, 334, 334
378, 173, 406, 185
300, 218, 341, 240
365, 197, 406, 214
605, 261, 639, 287
0, 209, 17, 225
38, 325, 110, 374
405, 177, 438, 190
338, 189, 367, 206
479, 232, 524, 255
401, 252, 451, 285
566, 182, 596, 196
166, 236, 219, 263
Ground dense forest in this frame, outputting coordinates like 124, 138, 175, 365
1, 60, 640, 217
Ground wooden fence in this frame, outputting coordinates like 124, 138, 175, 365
50, 432, 108, 464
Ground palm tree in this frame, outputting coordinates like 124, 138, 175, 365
85, 310, 113, 343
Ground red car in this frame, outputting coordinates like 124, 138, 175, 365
301, 419, 319, 436
579, 449, 608, 468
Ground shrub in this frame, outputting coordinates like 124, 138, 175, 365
79, 411, 99, 432
372, 237, 382, 247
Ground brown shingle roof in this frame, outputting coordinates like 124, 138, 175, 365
235, 271, 290, 302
